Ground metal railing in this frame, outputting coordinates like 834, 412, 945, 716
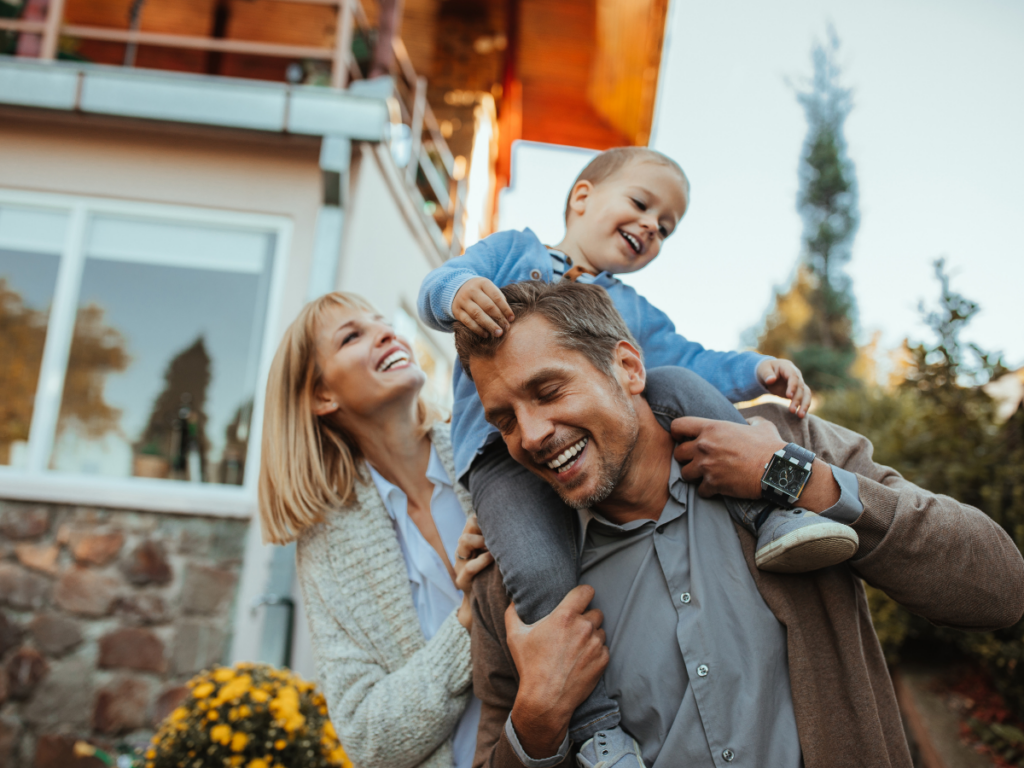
0, 0, 468, 257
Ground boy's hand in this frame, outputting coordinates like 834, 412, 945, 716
452, 277, 516, 338
757, 358, 811, 418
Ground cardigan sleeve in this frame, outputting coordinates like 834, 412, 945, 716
297, 535, 473, 768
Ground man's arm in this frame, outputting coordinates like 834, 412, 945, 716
672, 403, 1024, 631
472, 565, 605, 768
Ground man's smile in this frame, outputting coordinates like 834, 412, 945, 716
536, 436, 590, 484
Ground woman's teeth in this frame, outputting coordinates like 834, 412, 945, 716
620, 231, 641, 253
547, 437, 588, 473
378, 351, 410, 372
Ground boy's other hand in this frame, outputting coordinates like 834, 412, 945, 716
452, 277, 516, 338
757, 358, 812, 418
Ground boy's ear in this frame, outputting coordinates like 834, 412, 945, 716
567, 179, 593, 219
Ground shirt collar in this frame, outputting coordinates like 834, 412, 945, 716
576, 458, 690, 548
367, 444, 451, 522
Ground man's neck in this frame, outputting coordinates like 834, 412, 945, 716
591, 402, 674, 525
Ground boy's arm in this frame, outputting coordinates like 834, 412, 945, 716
418, 231, 530, 333
628, 288, 772, 403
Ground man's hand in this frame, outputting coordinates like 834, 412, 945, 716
757, 358, 812, 418
506, 585, 609, 759
452, 277, 516, 338
672, 416, 841, 511
671, 416, 786, 499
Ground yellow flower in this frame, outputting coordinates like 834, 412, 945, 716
207, 710, 219, 721
145, 748, 157, 760
193, 682, 216, 699
247, 760, 269, 768
211, 724, 232, 746
274, 740, 287, 751
170, 707, 189, 722
250, 689, 270, 704
231, 732, 249, 752
324, 721, 337, 741
214, 675, 253, 706
213, 667, 236, 683
229, 758, 244, 768
238, 705, 252, 718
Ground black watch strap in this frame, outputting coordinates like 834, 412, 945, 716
761, 442, 816, 508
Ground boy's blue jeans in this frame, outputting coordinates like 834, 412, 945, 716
467, 366, 750, 743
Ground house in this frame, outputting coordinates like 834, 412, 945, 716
0, 0, 668, 763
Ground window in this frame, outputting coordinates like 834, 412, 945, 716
0, 191, 289, 505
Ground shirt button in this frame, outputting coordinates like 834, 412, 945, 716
723, 748, 735, 762
530, 269, 542, 280
680, 592, 691, 604
696, 664, 709, 677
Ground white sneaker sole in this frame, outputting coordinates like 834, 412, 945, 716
755, 521, 859, 573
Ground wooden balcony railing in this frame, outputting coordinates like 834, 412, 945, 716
0, 0, 468, 257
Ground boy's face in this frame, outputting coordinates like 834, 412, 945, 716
568, 160, 689, 275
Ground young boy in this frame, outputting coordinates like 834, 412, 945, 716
418, 147, 859, 766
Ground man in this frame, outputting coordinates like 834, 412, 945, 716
453, 280, 1024, 768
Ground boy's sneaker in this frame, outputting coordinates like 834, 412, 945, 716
576, 726, 646, 768
754, 507, 858, 573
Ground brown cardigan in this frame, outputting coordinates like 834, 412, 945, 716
470, 403, 1024, 768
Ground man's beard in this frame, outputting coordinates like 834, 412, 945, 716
552, 395, 640, 510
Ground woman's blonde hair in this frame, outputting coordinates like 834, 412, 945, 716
258, 291, 445, 544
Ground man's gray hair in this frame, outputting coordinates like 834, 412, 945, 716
454, 280, 642, 380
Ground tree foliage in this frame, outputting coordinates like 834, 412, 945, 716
818, 260, 1024, 714
757, 30, 860, 390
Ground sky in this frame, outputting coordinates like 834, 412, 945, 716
501, 0, 1024, 375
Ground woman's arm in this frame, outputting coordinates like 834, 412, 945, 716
298, 540, 472, 768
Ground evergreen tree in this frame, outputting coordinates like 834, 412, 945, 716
757, 30, 860, 390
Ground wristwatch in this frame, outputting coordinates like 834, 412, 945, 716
761, 443, 816, 508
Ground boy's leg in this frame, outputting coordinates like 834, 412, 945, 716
644, 366, 858, 572
468, 440, 623, 740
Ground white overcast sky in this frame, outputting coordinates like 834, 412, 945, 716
500, 0, 1024, 372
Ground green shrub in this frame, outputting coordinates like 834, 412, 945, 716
817, 260, 1024, 715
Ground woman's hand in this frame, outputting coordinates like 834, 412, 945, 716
453, 515, 494, 629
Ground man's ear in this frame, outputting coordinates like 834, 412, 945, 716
312, 382, 339, 417
566, 180, 593, 219
613, 340, 646, 396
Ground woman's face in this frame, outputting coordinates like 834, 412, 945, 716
313, 303, 425, 423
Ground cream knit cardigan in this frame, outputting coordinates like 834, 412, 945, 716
296, 423, 475, 768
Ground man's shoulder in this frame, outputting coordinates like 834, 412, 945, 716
738, 402, 875, 470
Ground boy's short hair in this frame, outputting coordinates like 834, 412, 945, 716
454, 280, 641, 381
564, 146, 689, 221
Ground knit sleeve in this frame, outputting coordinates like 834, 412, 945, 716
297, 535, 472, 768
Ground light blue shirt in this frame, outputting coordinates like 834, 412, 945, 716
417, 228, 772, 480
368, 445, 482, 768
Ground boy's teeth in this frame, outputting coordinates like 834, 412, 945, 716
546, 438, 588, 470
621, 231, 640, 253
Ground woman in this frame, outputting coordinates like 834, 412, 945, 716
258, 291, 493, 768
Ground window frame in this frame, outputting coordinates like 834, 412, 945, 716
0, 188, 292, 517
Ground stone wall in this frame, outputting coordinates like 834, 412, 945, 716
0, 499, 249, 768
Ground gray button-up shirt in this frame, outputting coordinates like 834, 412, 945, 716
576, 458, 803, 767
506, 460, 863, 767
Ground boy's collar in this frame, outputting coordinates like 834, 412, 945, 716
546, 246, 598, 282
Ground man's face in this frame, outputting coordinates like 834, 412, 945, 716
471, 315, 642, 509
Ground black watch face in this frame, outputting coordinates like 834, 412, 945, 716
764, 457, 810, 496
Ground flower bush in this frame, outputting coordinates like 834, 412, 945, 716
145, 662, 351, 768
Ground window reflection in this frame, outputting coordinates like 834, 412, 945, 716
49, 215, 274, 485
0, 205, 66, 467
